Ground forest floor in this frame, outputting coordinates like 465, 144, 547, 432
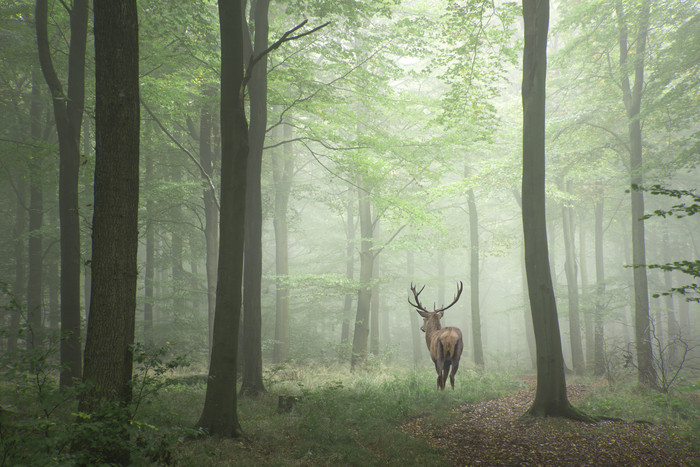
401, 375, 699, 466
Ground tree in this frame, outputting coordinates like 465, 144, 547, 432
521, 0, 590, 421
240, 0, 270, 397
80, 0, 140, 408
196, 0, 247, 437
36, 0, 88, 388
614, 0, 657, 389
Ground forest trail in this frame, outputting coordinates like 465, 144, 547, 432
401, 375, 698, 466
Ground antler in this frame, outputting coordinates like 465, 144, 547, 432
408, 283, 431, 317
434, 281, 463, 316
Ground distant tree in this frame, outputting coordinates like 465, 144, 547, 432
521, 0, 591, 421
36, 0, 88, 388
613, 0, 657, 389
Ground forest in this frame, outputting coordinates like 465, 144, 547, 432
0, 0, 698, 465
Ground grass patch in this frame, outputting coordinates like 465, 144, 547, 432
579, 379, 700, 450
171, 365, 523, 466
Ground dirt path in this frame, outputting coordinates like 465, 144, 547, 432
402, 378, 697, 466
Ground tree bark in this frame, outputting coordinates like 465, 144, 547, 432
370, 250, 380, 356
240, 0, 269, 397
615, 0, 657, 388
340, 183, 355, 349
36, 0, 88, 387
197, 0, 247, 438
80, 0, 140, 420
561, 185, 584, 375
351, 180, 374, 370
593, 190, 606, 376
144, 150, 155, 345
407, 249, 422, 366
579, 208, 594, 369
9, 174, 26, 353
27, 66, 44, 346
198, 100, 219, 356
467, 187, 484, 367
522, 0, 589, 420
273, 119, 293, 363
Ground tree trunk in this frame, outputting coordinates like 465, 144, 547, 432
198, 100, 219, 356
370, 251, 380, 356
615, 0, 657, 388
561, 185, 584, 375
9, 175, 26, 353
467, 187, 484, 367
27, 66, 44, 346
36, 0, 88, 387
351, 180, 374, 370
593, 191, 606, 376
80, 0, 140, 420
340, 183, 355, 349
579, 208, 594, 369
522, 0, 589, 420
407, 249, 422, 366
273, 119, 293, 363
240, 0, 269, 397
144, 150, 155, 345
196, 0, 247, 438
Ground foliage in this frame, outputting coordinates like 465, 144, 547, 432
0, 333, 191, 465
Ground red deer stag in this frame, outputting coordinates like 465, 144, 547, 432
409, 282, 464, 391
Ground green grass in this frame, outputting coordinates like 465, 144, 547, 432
579, 379, 700, 450
169, 365, 523, 466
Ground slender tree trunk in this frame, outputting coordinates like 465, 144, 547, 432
561, 186, 584, 375
340, 184, 355, 348
240, 0, 269, 397
197, 0, 247, 437
36, 0, 88, 387
351, 180, 374, 370
370, 251, 380, 356
467, 186, 484, 367
513, 190, 537, 370
407, 249, 422, 366
579, 208, 594, 369
594, 192, 606, 376
522, 0, 588, 420
615, 0, 657, 388
80, 0, 140, 439
198, 100, 219, 356
27, 66, 44, 345
273, 119, 293, 363
663, 230, 680, 366
143, 150, 155, 345
9, 176, 26, 352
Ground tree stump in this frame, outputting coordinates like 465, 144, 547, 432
277, 395, 301, 413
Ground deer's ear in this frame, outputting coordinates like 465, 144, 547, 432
437, 310, 444, 318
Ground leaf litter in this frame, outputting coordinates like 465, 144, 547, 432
401, 377, 698, 466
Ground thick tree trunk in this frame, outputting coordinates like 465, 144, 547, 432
240, 0, 269, 397
467, 187, 484, 367
615, 0, 657, 388
561, 189, 584, 375
36, 0, 88, 387
80, 0, 140, 415
522, 0, 589, 420
197, 0, 247, 438
273, 120, 293, 363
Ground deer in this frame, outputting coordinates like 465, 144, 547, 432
409, 282, 464, 391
